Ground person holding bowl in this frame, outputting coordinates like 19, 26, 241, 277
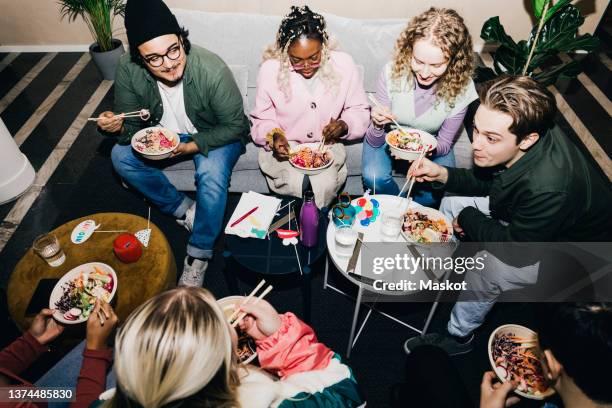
362, 7, 478, 208
250, 6, 370, 208
87, 287, 365, 407
96, 0, 250, 287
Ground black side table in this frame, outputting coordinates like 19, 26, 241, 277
223, 196, 327, 323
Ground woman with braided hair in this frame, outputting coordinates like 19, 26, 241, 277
250, 6, 369, 208
362, 7, 478, 208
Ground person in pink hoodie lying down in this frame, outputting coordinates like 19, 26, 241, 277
89, 287, 365, 408
250, 6, 370, 208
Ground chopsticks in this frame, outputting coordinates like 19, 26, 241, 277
227, 279, 273, 328
398, 148, 427, 197
97, 304, 109, 326
317, 133, 326, 152
87, 109, 150, 122
368, 94, 409, 135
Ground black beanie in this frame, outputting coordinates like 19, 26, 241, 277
124, 0, 181, 51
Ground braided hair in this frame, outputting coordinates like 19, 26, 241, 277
275, 5, 328, 50
262, 6, 340, 99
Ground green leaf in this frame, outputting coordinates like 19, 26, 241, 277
481, 16, 520, 52
532, 60, 581, 85
57, 0, 126, 50
544, 0, 572, 23
534, 5, 600, 53
492, 45, 528, 75
532, 0, 551, 19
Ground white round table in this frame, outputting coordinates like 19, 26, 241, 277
323, 194, 455, 357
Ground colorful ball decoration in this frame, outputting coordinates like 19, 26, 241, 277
354, 197, 380, 226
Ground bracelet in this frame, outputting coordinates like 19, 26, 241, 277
265, 127, 285, 147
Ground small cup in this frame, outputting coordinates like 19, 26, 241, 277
33, 234, 66, 267
334, 224, 358, 257
380, 211, 403, 242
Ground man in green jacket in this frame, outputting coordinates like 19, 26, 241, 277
404, 76, 612, 355
97, 0, 249, 286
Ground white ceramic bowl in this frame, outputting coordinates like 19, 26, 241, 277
131, 127, 179, 160
217, 295, 258, 365
488, 324, 555, 400
289, 142, 334, 176
386, 128, 437, 161
49, 262, 118, 325
401, 206, 453, 243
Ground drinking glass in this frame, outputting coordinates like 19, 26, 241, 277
380, 210, 403, 242
33, 234, 66, 267
334, 224, 358, 257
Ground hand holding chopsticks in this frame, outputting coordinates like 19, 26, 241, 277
398, 148, 428, 197
86, 299, 118, 351
368, 94, 409, 134
228, 280, 274, 328
88, 109, 150, 122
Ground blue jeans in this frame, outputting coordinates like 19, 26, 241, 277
35, 341, 116, 408
111, 136, 242, 259
361, 141, 456, 208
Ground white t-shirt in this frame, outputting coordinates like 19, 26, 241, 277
157, 80, 197, 135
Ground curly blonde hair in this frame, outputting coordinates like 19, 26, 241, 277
391, 7, 474, 108
262, 6, 341, 100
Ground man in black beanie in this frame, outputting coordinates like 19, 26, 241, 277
97, 0, 249, 287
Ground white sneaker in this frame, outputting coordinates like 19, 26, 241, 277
176, 202, 196, 233
178, 257, 208, 287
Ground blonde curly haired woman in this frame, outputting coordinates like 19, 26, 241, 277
91, 287, 364, 407
250, 6, 370, 208
362, 7, 477, 208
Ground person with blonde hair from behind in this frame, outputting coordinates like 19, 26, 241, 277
91, 287, 364, 407
251, 6, 370, 208
362, 7, 477, 208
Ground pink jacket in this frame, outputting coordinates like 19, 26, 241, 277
256, 312, 333, 378
250, 51, 370, 147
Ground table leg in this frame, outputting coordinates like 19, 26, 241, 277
302, 266, 312, 324
222, 250, 240, 294
323, 255, 329, 290
347, 285, 363, 358
421, 270, 451, 335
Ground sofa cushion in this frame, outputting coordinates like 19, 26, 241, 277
228, 64, 249, 113
171, 9, 405, 92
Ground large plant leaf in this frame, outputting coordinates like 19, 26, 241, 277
481, 16, 520, 52
544, 0, 572, 22
532, 60, 581, 85
532, 0, 551, 19
524, 4, 600, 73
530, 5, 589, 50
492, 45, 528, 75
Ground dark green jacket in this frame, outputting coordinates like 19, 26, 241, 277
109, 45, 250, 155
439, 126, 612, 242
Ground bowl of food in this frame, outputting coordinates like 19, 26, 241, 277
131, 127, 179, 160
386, 128, 437, 161
217, 296, 258, 365
401, 207, 453, 243
50, 262, 117, 324
488, 324, 555, 400
289, 143, 334, 175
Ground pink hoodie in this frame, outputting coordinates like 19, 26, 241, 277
250, 51, 370, 147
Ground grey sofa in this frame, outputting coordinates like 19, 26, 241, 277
163, 9, 473, 194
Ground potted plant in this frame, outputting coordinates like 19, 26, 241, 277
58, 0, 127, 80
464, 0, 600, 138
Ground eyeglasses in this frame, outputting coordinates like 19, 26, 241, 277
290, 61, 321, 72
143, 44, 182, 68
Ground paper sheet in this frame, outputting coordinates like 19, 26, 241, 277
224, 192, 282, 239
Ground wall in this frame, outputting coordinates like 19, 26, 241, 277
0, 0, 608, 50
